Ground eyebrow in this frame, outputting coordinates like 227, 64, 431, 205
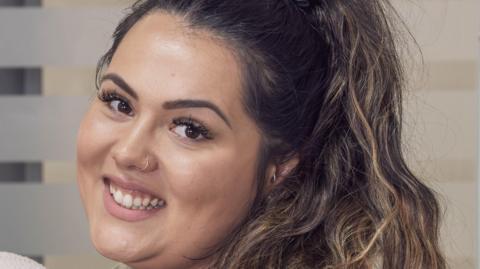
100, 73, 232, 129
163, 99, 232, 129
101, 73, 138, 100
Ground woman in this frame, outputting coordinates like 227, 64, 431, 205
76, 0, 446, 268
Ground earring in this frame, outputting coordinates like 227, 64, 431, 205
271, 173, 277, 183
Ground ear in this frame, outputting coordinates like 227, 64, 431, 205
265, 154, 299, 192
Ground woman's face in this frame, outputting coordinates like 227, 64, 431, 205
77, 12, 262, 269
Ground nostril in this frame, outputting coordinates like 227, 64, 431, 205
112, 150, 140, 170
112, 150, 157, 173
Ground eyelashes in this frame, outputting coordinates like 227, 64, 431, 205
170, 117, 213, 140
97, 89, 133, 115
97, 89, 214, 141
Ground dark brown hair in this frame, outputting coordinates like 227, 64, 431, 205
96, 0, 446, 268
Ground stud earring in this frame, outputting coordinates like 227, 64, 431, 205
271, 173, 277, 183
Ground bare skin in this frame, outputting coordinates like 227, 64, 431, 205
76, 12, 265, 269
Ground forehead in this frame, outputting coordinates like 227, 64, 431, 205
107, 11, 244, 120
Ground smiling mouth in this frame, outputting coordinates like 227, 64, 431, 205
106, 178, 166, 211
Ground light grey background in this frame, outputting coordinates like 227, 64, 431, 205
0, 8, 121, 67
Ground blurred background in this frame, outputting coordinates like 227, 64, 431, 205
0, 0, 477, 268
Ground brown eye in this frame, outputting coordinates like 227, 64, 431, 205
170, 117, 213, 141
109, 100, 132, 115
97, 90, 133, 116
172, 125, 201, 139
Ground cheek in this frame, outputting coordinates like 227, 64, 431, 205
77, 106, 115, 170
160, 140, 260, 246
76, 106, 116, 202
164, 146, 257, 205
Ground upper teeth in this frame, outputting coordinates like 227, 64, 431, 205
110, 182, 165, 210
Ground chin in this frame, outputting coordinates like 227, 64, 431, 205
87, 207, 151, 263
91, 224, 151, 263
92, 230, 194, 269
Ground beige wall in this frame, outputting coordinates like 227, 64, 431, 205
396, 1, 478, 268
41, 0, 478, 268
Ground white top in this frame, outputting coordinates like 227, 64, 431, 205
0, 252, 45, 269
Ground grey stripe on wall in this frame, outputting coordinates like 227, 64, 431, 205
0, 96, 89, 162
0, 183, 94, 255
0, 8, 122, 67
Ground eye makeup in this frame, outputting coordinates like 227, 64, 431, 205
97, 89, 215, 142
97, 89, 134, 116
170, 116, 214, 141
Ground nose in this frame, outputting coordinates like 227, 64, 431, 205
111, 121, 157, 172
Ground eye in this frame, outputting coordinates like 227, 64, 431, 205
97, 90, 133, 116
170, 117, 213, 141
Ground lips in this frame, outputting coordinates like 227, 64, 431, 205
102, 175, 167, 222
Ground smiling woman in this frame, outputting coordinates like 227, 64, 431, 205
77, 9, 262, 268
76, 0, 445, 269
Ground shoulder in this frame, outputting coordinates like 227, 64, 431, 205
0, 252, 45, 269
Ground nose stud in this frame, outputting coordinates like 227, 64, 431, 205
141, 156, 150, 172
